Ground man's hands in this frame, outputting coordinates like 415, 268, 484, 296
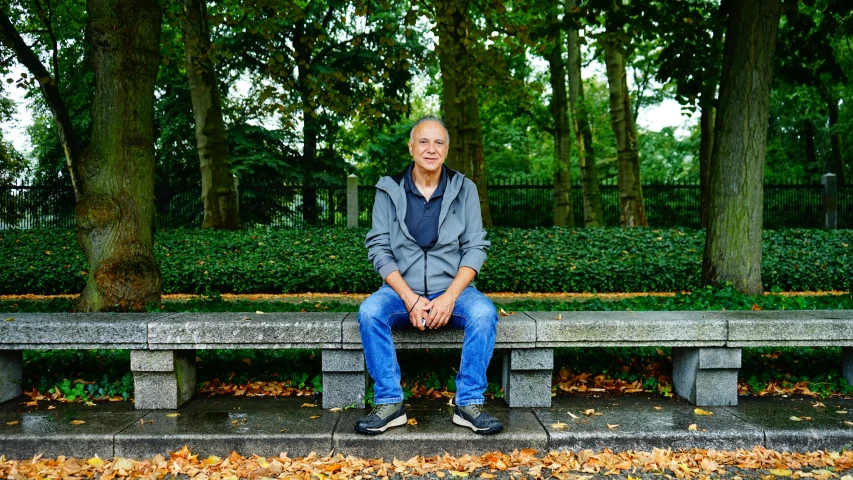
405, 294, 431, 331
404, 292, 456, 331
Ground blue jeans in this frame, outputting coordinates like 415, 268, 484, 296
357, 285, 498, 407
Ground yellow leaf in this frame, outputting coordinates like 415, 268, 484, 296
499, 308, 511, 317
607, 424, 618, 429
328, 407, 342, 412
70, 420, 85, 425
768, 469, 793, 477
551, 421, 568, 429
203, 455, 222, 465
840, 476, 852, 480
688, 424, 698, 431
407, 418, 418, 425
166, 413, 180, 417
584, 409, 596, 416
87, 457, 104, 466
47, 405, 56, 410
836, 410, 848, 414
480, 474, 497, 479
844, 421, 853, 427
242, 358, 252, 366
436, 472, 446, 478
309, 415, 321, 419
555, 313, 562, 320
567, 411, 579, 419
6, 421, 18, 426
450, 471, 469, 478
813, 402, 826, 408
301, 403, 317, 408
113, 457, 135, 471
654, 406, 664, 411
790, 416, 802, 422
693, 408, 714, 416
255, 311, 265, 314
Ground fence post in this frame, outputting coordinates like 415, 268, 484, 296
347, 174, 358, 228
822, 173, 837, 229
233, 176, 240, 219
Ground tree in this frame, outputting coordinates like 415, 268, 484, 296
433, 0, 493, 226
566, 0, 604, 227
1, 0, 163, 310
546, 2, 574, 227
601, 5, 647, 227
702, 0, 780, 295
179, 0, 239, 229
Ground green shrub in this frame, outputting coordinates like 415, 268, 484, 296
1, 227, 850, 294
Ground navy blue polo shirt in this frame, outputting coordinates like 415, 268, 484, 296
404, 165, 447, 251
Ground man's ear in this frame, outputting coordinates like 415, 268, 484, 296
408, 141, 414, 156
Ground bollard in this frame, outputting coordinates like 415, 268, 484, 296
347, 174, 358, 228
822, 173, 837, 229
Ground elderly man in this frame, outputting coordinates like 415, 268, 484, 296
355, 115, 502, 435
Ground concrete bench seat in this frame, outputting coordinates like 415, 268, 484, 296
2, 310, 852, 412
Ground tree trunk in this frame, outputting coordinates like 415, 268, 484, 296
566, 1, 604, 227
75, 0, 162, 311
603, 34, 647, 227
436, 0, 493, 227
699, 103, 715, 229
702, 0, 780, 295
302, 115, 319, 226
547, 15, 574, 228
804, 119, 818, 172
181, 0, 239, 230
828, 94, 845, 185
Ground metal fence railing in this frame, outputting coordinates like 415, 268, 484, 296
1, 179, 848, 230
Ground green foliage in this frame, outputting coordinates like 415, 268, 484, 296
1, 227, 851, 295
23, 349, 134, 401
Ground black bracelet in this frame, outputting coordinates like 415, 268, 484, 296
407, 295, 421, 314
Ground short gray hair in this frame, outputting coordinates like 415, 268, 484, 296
409, 115, 450, 144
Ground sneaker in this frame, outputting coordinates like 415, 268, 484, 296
452, 403, 504, 434
354, 402, 407, 435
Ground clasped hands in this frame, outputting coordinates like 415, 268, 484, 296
406, 293, 455, 331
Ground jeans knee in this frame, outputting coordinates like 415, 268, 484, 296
358, 298, 385, 326
464, 300, 498, 331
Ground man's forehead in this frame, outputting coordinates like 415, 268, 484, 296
413, 121, 447, 139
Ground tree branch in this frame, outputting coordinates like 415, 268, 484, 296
0, 8, 81, 184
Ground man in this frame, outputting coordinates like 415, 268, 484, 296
355, 115, 503, 435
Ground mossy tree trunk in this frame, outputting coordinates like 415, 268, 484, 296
180, 0, 239, 230
603, 34, 646, 227
436, 0, 493, 227
566, 0, 604, 227
702, 0, 780, 295
547, 7, 574, 228
74, 0, 162, 311
699, 102, 715, 229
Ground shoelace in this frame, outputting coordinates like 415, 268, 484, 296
465, 404, 485, 417
370, 404, 394, 417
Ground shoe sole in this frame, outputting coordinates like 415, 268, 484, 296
354, 414, 408, 435
452, 413, 504, 435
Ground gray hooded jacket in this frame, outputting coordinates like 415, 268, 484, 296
365, 166, 490, 296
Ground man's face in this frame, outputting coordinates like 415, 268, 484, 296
408, 121, 448, 174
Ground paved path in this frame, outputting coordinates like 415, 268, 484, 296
2, 394, 852, 460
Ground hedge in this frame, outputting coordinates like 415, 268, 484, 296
1, 227, 850, 294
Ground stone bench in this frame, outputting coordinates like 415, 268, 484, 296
2, 310, 852, 410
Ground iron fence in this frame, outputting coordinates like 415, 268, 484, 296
1, 179, 849, 230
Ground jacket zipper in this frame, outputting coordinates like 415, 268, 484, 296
423, 249, 428, 297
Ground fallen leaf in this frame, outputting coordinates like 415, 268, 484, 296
309, 415, 321, 419
325, 463, 342, 472
112, 457, 135, 471
790, 416, 802, 421
242, 358, 252, 366
166, 413, 180, 417
5, 317, 13, 322
480, 474, 497, 479
301, 403, 317, 408
407, 418, 418, 425
436, 472, 446, 478
499, 308, 511, 316
255, 311, 265, 314
551, 421, 569, 429
584, 409, 601, 416
844, 421, 853, 427
768, 469, 793, 477
607, 424, 618, 429
654, 406, 664, 411
70, 420, 85, 425
567, 411, 579, 419
655, 348, 666, 357
813, 402, 826, 408
688, 424, 698, 431
555, 313, 562, 320
836, 410, 848, 414
694, 408, 714, 416
328, 407, 342, 412
84, 401, 95, 407
450, 471, 469, 477
751, 304, 762, 311
203, 455, 222, 465
47, 405, 55, 410
86, 457, 104, 466
6, 421, 18, 426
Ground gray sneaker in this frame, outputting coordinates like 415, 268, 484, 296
354, 402, 407, 435
453, 403, 504, 434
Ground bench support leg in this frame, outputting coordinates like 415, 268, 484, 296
502, 348, 553, 408
842, 348, 853, 387
131, 350, 197, 409
0, 351, 22, 404
672, 347, 740, 406
322, 350, 366, 409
